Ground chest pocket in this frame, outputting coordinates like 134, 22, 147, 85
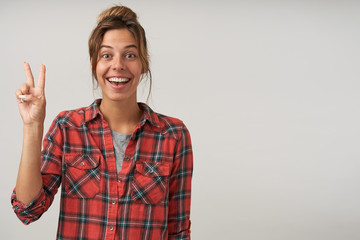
131, 161, 171, 205
64, 154, 101, 198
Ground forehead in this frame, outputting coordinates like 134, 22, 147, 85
101, 29, 137, 47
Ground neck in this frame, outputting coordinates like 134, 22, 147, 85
99, 97, 143, 134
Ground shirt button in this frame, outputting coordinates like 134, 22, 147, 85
118, 179, 121, 182
149, 169, 154, 174
125, 157, 130, 161
80, 162, 85, 166
109, 226, 114, 231
112, 201, 116, 205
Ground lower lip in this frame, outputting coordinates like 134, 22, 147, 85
106, 79, 131, 90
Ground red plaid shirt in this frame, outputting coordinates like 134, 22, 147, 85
11, 100, 193, 240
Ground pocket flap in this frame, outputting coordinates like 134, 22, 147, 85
65, 154, 100, 169
135, 161, 171, 177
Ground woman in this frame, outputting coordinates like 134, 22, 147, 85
12, 5, 193, 240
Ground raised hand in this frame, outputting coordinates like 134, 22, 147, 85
15, 62, 46, 126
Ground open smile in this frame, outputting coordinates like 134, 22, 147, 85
106, 77, 131, 86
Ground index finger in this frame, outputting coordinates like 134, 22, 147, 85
24, 62, 35, 88
37, 64, 46, 90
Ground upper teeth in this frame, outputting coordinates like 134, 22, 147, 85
108, 77, 129, 82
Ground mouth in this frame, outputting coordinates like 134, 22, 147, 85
106, 77, 131, 86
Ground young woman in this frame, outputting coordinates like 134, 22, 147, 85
12, 5, 193, 240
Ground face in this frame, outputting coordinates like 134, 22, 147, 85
95, 29, 143, 103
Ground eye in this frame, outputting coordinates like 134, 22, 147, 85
102, 54, 111, 59
125, 53, 136, 59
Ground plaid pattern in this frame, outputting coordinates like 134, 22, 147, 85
11, 100, 193, 240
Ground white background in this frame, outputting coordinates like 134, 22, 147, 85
1, 0, 360, 239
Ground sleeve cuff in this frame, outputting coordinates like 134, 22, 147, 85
11, 188, 47, 224
168, 219, 191, 239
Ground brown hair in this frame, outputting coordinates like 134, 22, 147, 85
88, 5, 152, 100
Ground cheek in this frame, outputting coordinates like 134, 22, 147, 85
134, 62, 144, 77
96, 63, 107, 79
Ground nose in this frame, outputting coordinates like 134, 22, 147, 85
112, 56, 125, 70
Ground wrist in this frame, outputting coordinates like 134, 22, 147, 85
23, 123, 44, 137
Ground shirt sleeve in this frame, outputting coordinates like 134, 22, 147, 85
168, 124, 193, 239
11, 116, 63, 225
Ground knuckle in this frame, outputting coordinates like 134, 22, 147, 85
20, 83, 29, 90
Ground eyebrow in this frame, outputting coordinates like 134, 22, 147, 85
100, 44, 137, 49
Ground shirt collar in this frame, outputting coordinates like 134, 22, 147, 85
138, 102, 160, 128
84, 99, 160, 128
84, 99, 102, 123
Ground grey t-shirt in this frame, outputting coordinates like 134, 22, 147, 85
111, 130, 131, 173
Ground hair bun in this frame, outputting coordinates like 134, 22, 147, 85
97, 5, 138, 24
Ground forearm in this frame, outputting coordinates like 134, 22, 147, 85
15, 123, 44, 205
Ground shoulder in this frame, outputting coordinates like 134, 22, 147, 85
53, 104, 95, 128
153, 111, 190, 141
140, 103, 190, 141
